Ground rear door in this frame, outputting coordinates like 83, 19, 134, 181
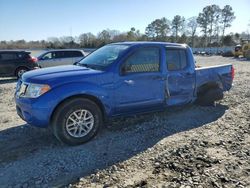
114, 46, 165, 114
165, 47, 196, 105
70, 51, 84, 64
54, 51, 68, 65
60, 51, 76, 65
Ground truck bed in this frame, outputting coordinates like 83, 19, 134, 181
195, 64, 233, 91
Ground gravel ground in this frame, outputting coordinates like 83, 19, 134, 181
0, 56, 249, 188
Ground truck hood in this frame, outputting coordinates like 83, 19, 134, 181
22, 65, 103, 85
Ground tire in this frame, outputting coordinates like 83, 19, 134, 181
51, 98, 103, 145
196, 87, 223, 106
15, 67, 28, 78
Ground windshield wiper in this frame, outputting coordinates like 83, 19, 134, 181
79, 63, 91, 68
78, 63, 105, 71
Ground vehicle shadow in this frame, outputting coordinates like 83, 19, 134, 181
0, 77, 17, 84
235, 57, 250, 62
0, 104, 228, 187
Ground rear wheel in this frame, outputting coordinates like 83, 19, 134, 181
196, 87, 223, 106
15, 67, 28, 78
51, 98, 102, 145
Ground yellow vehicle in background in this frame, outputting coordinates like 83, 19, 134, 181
234, 39, 250, 60
234, 44, 242, 58
242, 42, 250, 60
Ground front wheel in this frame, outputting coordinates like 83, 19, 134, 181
51, 98, 102, 145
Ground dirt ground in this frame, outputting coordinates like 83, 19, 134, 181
0, 56, 249, 188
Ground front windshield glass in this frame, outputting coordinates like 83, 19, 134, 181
78, 44, 129, 70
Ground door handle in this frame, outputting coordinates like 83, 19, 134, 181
124, 80, 134, 85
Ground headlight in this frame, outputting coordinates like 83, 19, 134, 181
22, 83, 51, 98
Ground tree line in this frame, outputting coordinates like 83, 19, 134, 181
0, 4, 247, 49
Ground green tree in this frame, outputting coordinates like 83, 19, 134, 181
207, 5, 221, 45
145, 17, 170, 40
127, 27, 141, 41
171, 15, 185, 42
178, 34, 188, 43
221, 5, 236, 38
222, 35, 235, 46
197, 5, 221, 46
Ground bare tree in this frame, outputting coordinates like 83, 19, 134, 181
171, 15, 185, 42
197, 8, 210, 47
97, 30, 112, 46
187, 17, 198, 47
79, 32, 96, 48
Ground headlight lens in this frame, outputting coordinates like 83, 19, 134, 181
23, 83, 50, 98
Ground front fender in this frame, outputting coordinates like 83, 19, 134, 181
35, 82, 113, 120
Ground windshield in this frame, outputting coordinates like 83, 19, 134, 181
78, 44, 129, 70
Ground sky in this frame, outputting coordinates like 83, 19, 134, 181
0, 0, 249, 41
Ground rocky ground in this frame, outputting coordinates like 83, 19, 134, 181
0, 56, 249, 188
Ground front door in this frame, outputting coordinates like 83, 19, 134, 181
165, 48, 196, 105
114, 47, 165, 114
39, 52, 63, 68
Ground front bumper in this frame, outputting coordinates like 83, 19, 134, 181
15, 96, 51, 128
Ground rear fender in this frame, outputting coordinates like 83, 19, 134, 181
196, 82, 222, 96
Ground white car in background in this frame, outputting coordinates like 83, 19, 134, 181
37, 49, 86, 68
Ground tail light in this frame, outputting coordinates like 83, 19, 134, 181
28, 56, 38, 63
231, 65, 235, 80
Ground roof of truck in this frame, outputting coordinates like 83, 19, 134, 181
112, 41, 187, 47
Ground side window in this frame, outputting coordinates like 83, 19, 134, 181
63, 51, 83, 58
55, 51, 65, 58
122, 47, 160, 73
17, 52, 30, 59
60, 51, 71, 58
0, 53, 17, 61
71, 51, 83, 57
42, 52, 54, 60
166, 49, 187, 71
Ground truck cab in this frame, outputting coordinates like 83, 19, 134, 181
112, 43, 196, 114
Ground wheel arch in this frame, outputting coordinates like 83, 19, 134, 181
196, 82, 222, 97
14, 66, 29, 76
50, 94, 107, 125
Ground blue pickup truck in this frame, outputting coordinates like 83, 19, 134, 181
15, 42, 234, 145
